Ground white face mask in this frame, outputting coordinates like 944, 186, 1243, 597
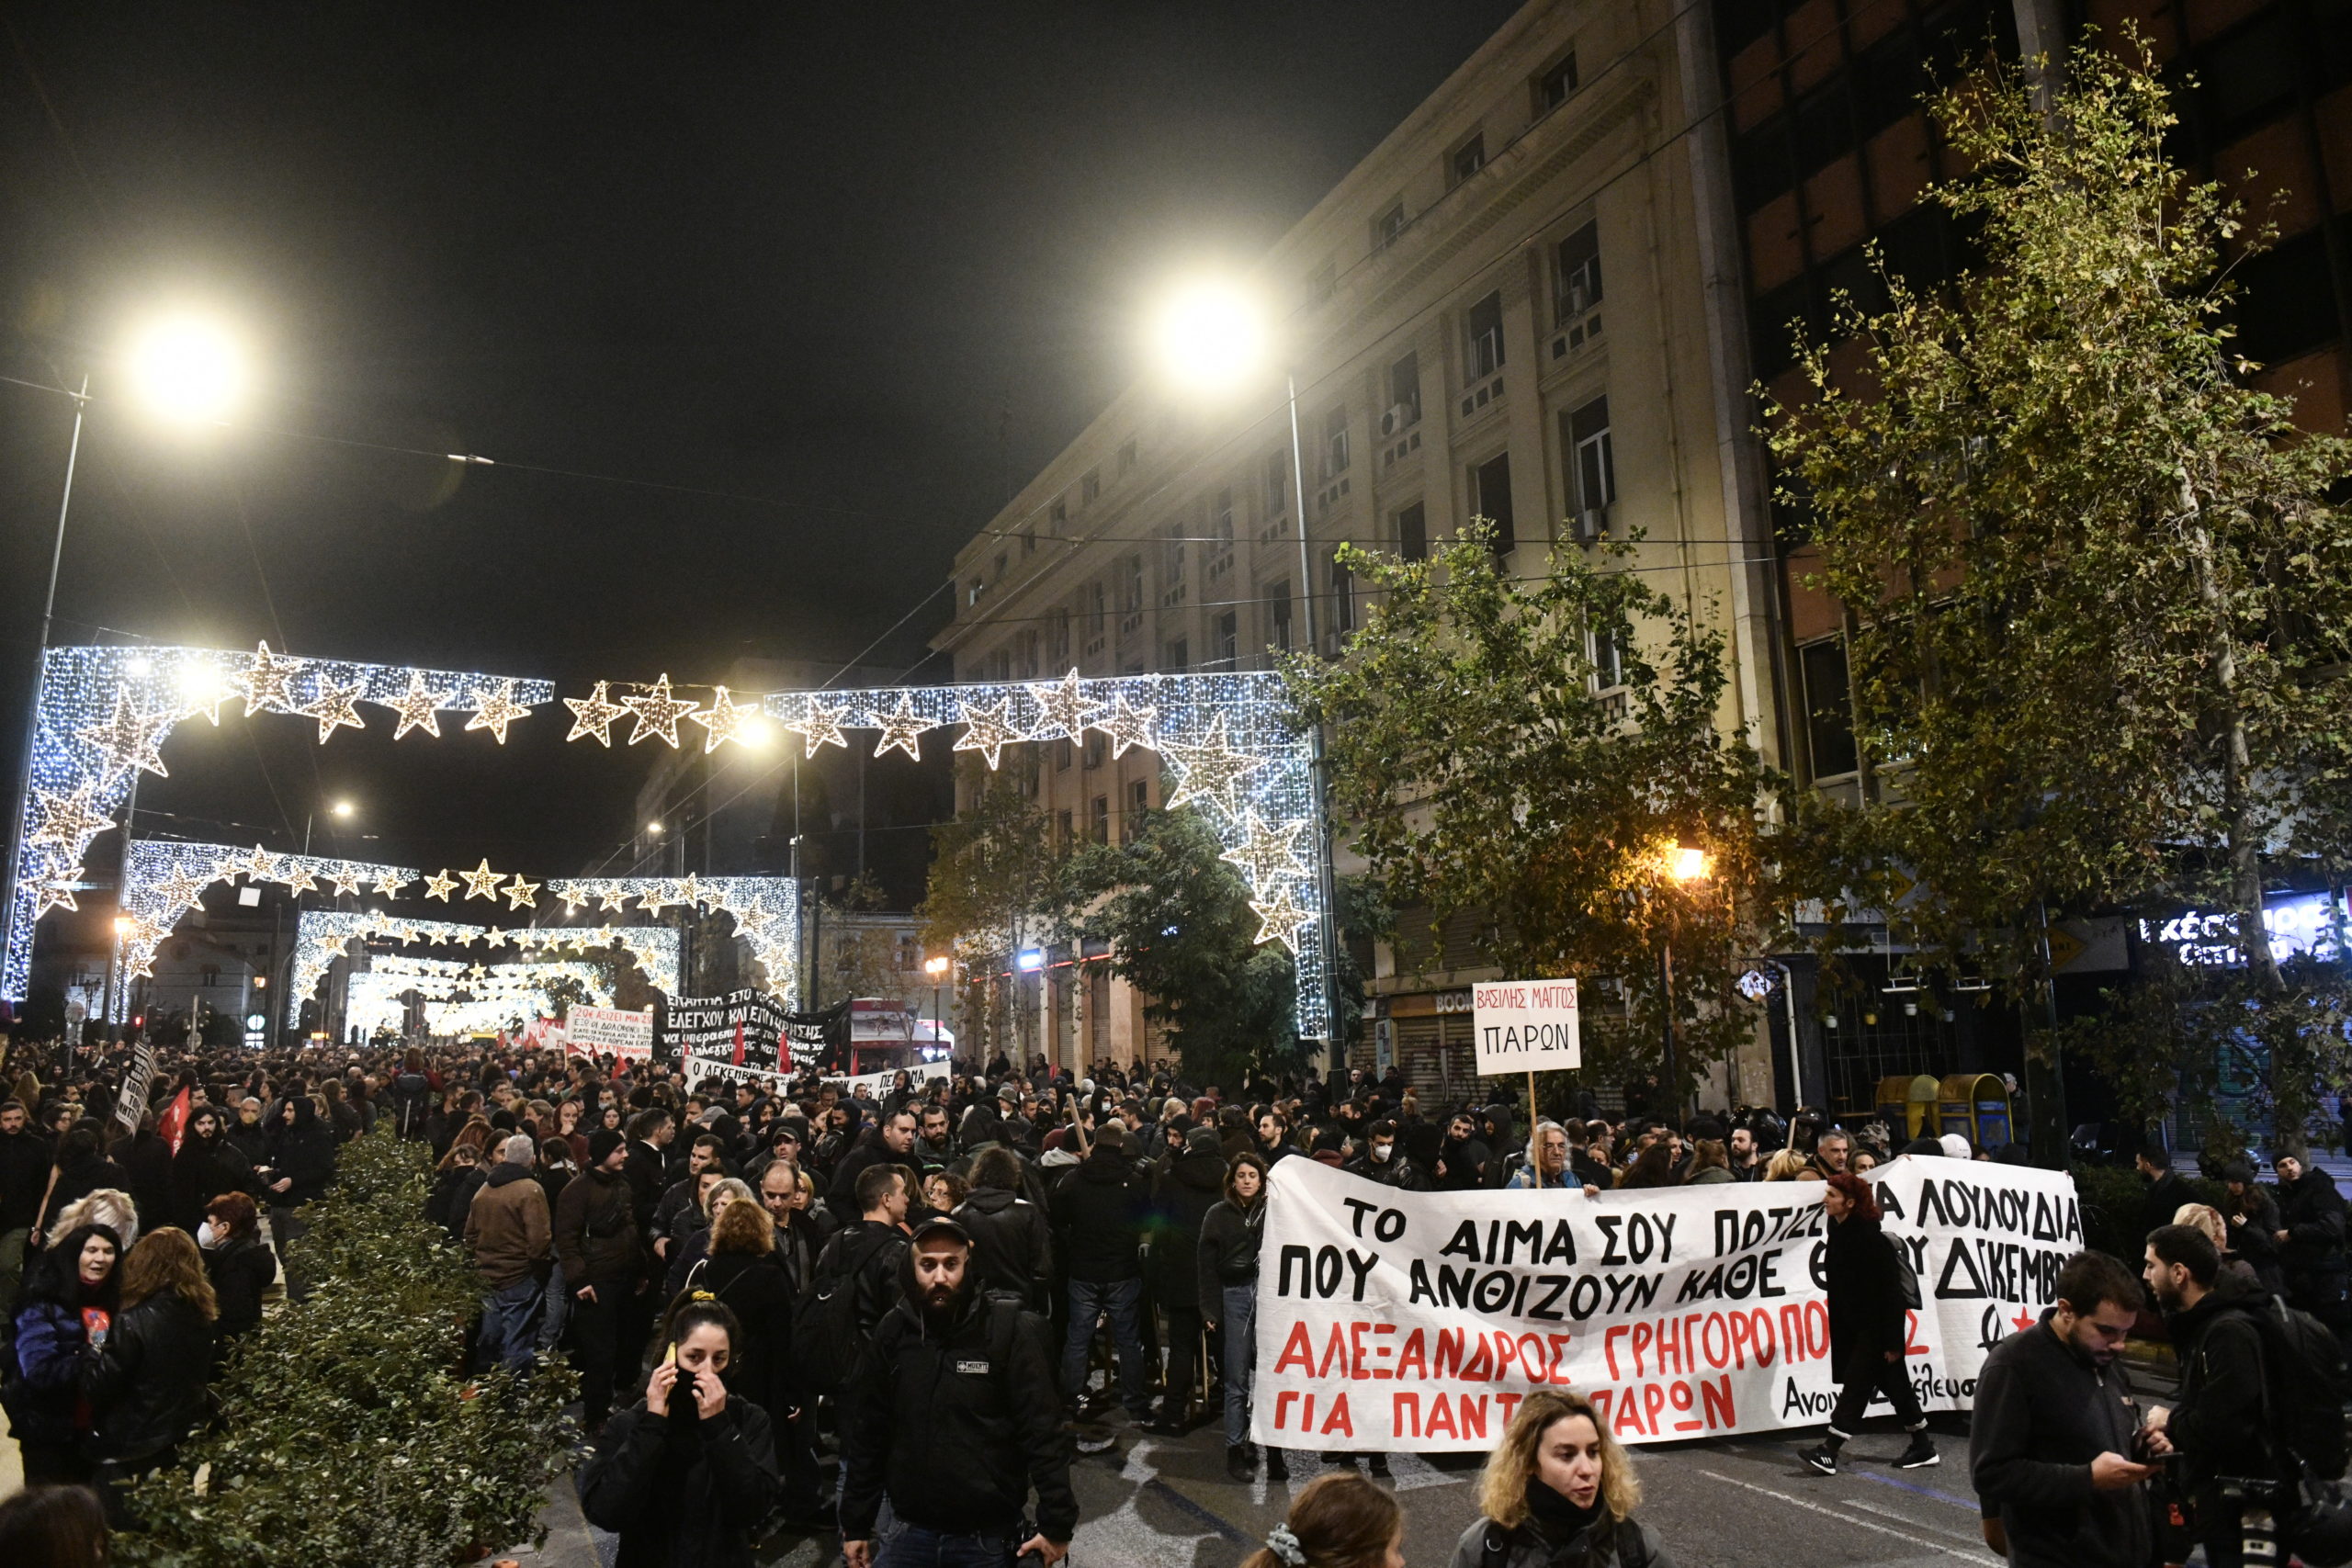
197, 1222, 220, 1249
1372, 1143, 1393, 1163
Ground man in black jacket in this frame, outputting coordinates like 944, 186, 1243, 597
555, 1129, 644, 1431
2270, 1142, 2348, 1333
839, 1217, 1076, 1568
2144, 1223, 2279, 1568
2136, 1143, 2194, 1247
0, 1099, 50, 1319
1145, 1126, 1227, 1432
828, 1110, 918, 1225
1343, 1120, 1428, 1190
956, 1146, 1051, 1308
813, 1163, 911, 1336
1970, 1249, 2156, 1567
1050, 1122, 1152, 1421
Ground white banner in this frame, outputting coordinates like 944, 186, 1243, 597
564, 1005, 654, 1060
835, 1059, 950, 1098
1251, 1155, 2081, 1450
1472, 978, 1580, 1074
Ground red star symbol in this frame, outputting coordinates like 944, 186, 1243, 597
2011, 1308, 2037, 1333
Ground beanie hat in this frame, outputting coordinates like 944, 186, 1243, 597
2277, 1134, 2312, 1168
1186, 1125, 1223, 1156
588, 1128, 625, 1167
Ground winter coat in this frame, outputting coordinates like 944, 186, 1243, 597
2142, 1169, 2196, 1249
1823, 1213, 1907, 1369
2276, 1167, 2347, 1303
206, 1234, 277, 1340
579, 1393, 781, 1568
115, 1133, 172, 1230
811, 1219, 908, 1335
166, 1133, 254, 1235
691, 1248, 797, 1423
2226, 1184, 2288, 1293
467, 1162, 554, 1289
382, 1072, 435, 1140
267, 1100, 338, 1204
2165, 1271, 2278, 1490
1051, 1146, 1148, 1283
1448, 1512, 1675, 1568
430, 1166, 486, 1240
39, 1152, 130, 1236
82, 1291, 214, 1462
1146, 1150, 1228, 1313
2, 1233, 119, 1450
0, 1125, 51, 1230
824, 1126, 899, 1225
955, 1186, 1052, 1307
1342, 1151, 1430, 1190
1433, 1134, 1491, 1190
1195, 1197, 1264, 1315
1969, 1310, 2153, 1568
837, 1289, 1078, 1543
1683, 1167, 1736, 1186
555, 1168, 643, 1287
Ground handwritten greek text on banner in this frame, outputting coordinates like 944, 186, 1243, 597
1251, 1155, 2081, 1450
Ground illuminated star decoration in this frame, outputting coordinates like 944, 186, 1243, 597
153, 867, 212, 913
952, 696, 1025, 770
871, 696, 933, 761
28, 785, 115, 852
242, 845, 281, 883
556, 882, 588, 913
465, 679, 532, 744
280, 863, 320, 896
1219, 808, 1310, 886
1249, 885, 1316, 953
379, 670, 455, 739
231, 641, 305, 716
786, 698, 849, 757
178, 668, 228, 725
460, 859, 504, 900
32, 875, 78, 917
623, 674, 700, 748
1025, 669, 1098, 741
1095, 694, 1159, 760
597, 886, 629, 913
372, 870, 409, 898
296, 677, 367, 744
424, 869, 458, 901
1160, 715, 1271, 816
564, 681, 628, 746
688, 685, 762, 753
328, 866, 365, 898
674, 874, 704, 908
637, 884, 676, 915
502, 874, 539, 909
75, 689, 172, 781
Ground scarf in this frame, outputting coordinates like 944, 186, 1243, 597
1523, 1477, 1604, 1548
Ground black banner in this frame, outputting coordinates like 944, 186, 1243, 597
661, 993, 848, 1083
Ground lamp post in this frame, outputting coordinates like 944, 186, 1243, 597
925, 953, 950, 1063
1149, 280, 1341, 1062
1660, 840, 1713, 1122
3, 314, 247, 998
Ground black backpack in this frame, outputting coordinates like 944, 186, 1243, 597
790, 1229, 897, 1398
2245, 1294, 2351, 1483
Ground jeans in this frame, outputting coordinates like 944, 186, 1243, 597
875, 1524, 1021, 1568
1162, 1304, 1203, 1415
537, 1259, 569, 1352
478, 1273, 546, 1371
1221, 1282, 1257, 1448
1061, 1276, 1150, 1416
1827, 1341, 1926, 1438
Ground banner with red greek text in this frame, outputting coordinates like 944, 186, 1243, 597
1250, 1154, 2081, 1450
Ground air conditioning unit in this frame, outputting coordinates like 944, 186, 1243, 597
1379, 402, 1417, 437
1572, 505, 1609, 543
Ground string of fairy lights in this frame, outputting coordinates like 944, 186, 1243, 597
14, 641, 1330, 1038
288, 909, 687, 1028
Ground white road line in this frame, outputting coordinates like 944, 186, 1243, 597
1838, 1495, 1999, 1548
1695, 1470, 1999, 1562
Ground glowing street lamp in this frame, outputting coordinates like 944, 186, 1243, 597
1660, 839, 1713, 1119
126, 314, 247, 424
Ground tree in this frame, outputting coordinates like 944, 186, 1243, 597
1288, 527, 1780, 1105
1763, 36, 2352, 1144
918, 766, 1069, 1064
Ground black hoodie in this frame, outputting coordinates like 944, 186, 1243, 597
1146, 1148, 1228, 1312
1052, 1145, 1146, 1283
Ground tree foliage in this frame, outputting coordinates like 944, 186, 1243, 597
1287, 528, 1778, 1100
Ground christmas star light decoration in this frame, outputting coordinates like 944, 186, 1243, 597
688, 686, 761, 753
1220, 809, 1310, 886
502, 874, 539, 909
597, 886, 630, 913
623, 674, 699, 748
674, 874, 706, 908
33, 875, 78, 917
241, 845, 281, 883
124, 953, 155, 980
952, 696, 1024, 770
1161, 715, 1270, 816
178, 668, 227, 725
424, 869, 458, 901
787, 698, 849, 757
372, 870, 409, 897
28, 785, 114, 852
154, 868, 211, 913
465, 679, 532, 744
555, 882, 587, 912
1096, 694, 1159, 759
872, 696, 933, 761
379, 670, 455, 739
637, 885, 676, 916
297, 678, 368, 743
564, 681, 628, 746
1250, 885, 1315, 953
1026, 669, 1098, 741
76, 690, 172, 781
460, 859, 504, 900
328, 866, 365, 897
232, 642, 304, 716
280, 863, 320, 896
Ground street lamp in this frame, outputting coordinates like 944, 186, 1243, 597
924, 954, 950, 1057
1660, 838, 1713, 1120
1148, 277, 1340, 1057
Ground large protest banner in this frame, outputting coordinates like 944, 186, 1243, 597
1251, 1155, 2080, 1450
663, 988, 790, 1083
564, 1006, 654, 1060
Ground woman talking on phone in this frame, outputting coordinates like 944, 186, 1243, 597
580, 1296, 781, 1568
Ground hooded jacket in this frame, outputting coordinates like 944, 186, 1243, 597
467, 1160, 554, 1289
837, 1281, 1078, 1544
693, 1247, 797, 1421
812, 1218, 909, 1335
1051, 1145, 1147, 1284
1969, 1308, 2154, 1568
206, 1231, 276, 1340
1823, 1211, 1907, 1367
579, 1391, 780, 1568
1145, 1148, 1227, 1312
0, 1122, 51, 1231
166, 1126, 254, 1235
2, 1224, 120, 1449
2165, 1271, 2277, 1490
2276, 1167, 2347, 1289
1447, 1511, 1674, 1568
267, 1099, 338, 1205
1195, 1195, 1265, 1314
954, 1185, 1052, 1307
555, 1166, 643, 1286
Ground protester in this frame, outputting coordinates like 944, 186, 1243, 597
1050, 1119, 1152, 1423
1801, 1172, 1936, 1473
2215, 1159, 2286, 1293
1146, 1123, 1227, 1433
1246, 1472, 1403, 1568
0, 1482, 109, 1568
1682, 1140, 1734, 1185
198, 1192, 276, 1343
956, 1146, 1051, 1309
468, 1132, 555, 1371
812, 1164, 912, 1343
2134, 1143, 2192, 1248
1343, 1120, 1427, 1190
579, 1296, 782, 1568
0, 1099, 53, 1314
1199, 1150, 1284, 1482
554, 1126, 643, 1431
82, 1227, 218, 1523
2270, 1140, 2348, 1334
1453, 1388, 1674, 1568
2, 1223, 122, 1483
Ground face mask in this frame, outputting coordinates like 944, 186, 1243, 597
1372, 1144, 1393, 1163
197, 1222, 220, 1249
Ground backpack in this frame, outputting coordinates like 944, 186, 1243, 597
1480, 1517, 1649, 1568
1889, 1238, 1923, 1312
388, 1075, 433, 1140
2245, 1294, 2351, 1483
790, 1229, 897, 1397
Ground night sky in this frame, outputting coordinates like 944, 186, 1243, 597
0, 2, 1522, 929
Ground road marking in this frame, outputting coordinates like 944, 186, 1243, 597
1695, 1470, 1998, 1562
1838, 1495, 1998, 1548
1850, 1465, 1989, 1515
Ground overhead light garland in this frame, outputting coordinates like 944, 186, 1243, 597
689, 685, 763, 752
289, 910, 684, 1026
623, 674, 699, 748
564, 680, 628, 745
465, 678, 532, 743
296, 678, 367, 743
378, 670, 455, 739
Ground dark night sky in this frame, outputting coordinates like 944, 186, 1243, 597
0, 3, 1522, 908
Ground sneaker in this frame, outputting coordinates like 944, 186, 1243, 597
1074, 1425, 1119, 1455
1263, 1447, 1289, 1481
1367, 1454, 1391, 1479
1800, 1444, 1838, 1476
1227, 1444, 1258, 1483
1894, 1436, 1940, 1470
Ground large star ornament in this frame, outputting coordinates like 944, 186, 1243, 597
76, 690, 172, 781
786, 698, 849, 757
1249, 885, 1316, 953
1025, 670, 1098, 741
465, 679, 532, 744
460, 859, 505, 900
231, 641, 304, 716
502, 874, 539, 909
564, 681, 628, 746
296, 678, 367, 743
1219, 809, 1311, 886
1160, 715, 1270, 816
952, 696, 1025, 770
29, 785, 115, 853
1096, 695, 1159, 760
379, 670, 455, 739
424, 869, 458, 901
871, 696, 934, 761
624, 674, 700, 748
688, 686, 763, 752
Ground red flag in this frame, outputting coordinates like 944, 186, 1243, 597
731, 1020, 745, 1066
157, 1086, 192, 1156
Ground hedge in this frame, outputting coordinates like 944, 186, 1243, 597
118, 1126, 578, 1568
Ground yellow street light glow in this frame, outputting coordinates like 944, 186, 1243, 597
647, 822, 664, 836
1669, 844, 1712, 883
332, 799, 355, 818
126, 314, 246, 423
114, 914, 135, 935
1151, 279, 1267, 392
924, 955, 950, 976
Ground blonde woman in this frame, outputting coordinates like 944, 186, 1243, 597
1451, 1388, 1675, 1568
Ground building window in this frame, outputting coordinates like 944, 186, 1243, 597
1267, 581, 1293, 651
1213, 488, 1235, 546
1050, 498, 1068, 530
1214, 611, 1238, 667
1471, 453, 1515, 555
1116, 439, 1136, 477
1016, 629, 1039, 680
1322, 405, 1351, 478
1091, 795, 1111, 843
1057, 808, 1073, 850
1125, 778, 1150, 842
1047, 606, 1071, 665
1165, 636, 1188, 672
1082, 468, 1101, 503
200, 964, 220, 987
1088, 579, 1107, 634
1385, 352, 1420, 431
1589, 622, 1625, 690
1120, 555, 1144, 615
1163, 528, 1188, 586
1057, 737, 1073, 773
1021, 527, 1036, 557
1566, 396, 1615, 531
1264, 451, 1289, 518
1555, 221, 1602, 325
1464, 290, 1505, 379
1450, 130, 1486, 187
1085, 731, 1106, 771
1800, 637, 1860, 778
1374, 198, 1408, 248
1396, 501, 1428, 562
967, 577, 986, 607
1534, 51, 1578, 113
1329, 554, 1354, 637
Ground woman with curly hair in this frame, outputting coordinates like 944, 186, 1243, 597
1450, 1388, 1674, 1567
